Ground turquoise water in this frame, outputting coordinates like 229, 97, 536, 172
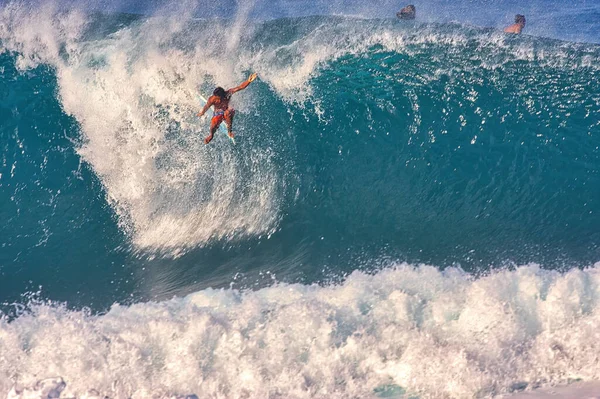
1, 2, 600, 398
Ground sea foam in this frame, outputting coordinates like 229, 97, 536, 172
2, 264, 600, 398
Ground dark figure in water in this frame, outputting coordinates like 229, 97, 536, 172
197, 73, 257, 144
504, 14, 526, 34
397, 5, 416, 20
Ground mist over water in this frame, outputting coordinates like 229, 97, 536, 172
1, 0, 600, 397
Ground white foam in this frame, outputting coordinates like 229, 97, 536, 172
1, 264, 600, 398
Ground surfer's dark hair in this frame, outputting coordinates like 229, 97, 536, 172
213, 87, 227, 98
515, 14, 526, 24
397, 5, 416, 20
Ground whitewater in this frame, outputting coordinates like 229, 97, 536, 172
2, 265, 600, 398
1, 0, 600, 397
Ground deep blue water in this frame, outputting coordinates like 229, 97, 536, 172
1, 1, 600, 397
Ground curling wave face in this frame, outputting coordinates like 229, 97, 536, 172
1, 5, 599, 262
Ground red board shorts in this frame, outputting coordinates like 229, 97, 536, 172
211, 109, 235, 126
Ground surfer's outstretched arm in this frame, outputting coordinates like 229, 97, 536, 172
197, 96, 214, 117
228, 73, 258, 94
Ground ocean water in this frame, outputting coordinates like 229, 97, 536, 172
1, 0, 600, 398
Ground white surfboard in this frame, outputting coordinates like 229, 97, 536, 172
198, 93, 236, 144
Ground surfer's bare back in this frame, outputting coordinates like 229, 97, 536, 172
197, 73, 258, 144
504, 14, 526, 34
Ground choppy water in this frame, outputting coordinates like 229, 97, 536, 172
1, 1, 600, 397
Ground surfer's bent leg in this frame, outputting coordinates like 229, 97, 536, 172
205, 114, 223, 144
224, 108, 235, 138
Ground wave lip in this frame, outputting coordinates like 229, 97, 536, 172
1, 264, 600, 398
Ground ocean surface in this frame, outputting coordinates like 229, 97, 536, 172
1, 0, 600, 397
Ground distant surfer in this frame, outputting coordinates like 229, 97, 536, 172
397, 5, 416, 20
197, 73, 258, 144
504, 14, 526, 34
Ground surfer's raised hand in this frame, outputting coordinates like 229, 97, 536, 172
229, 74, 258, 94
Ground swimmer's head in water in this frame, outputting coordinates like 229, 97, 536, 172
213, 87, 227, 98
397, 4, 416, 20
515, 14, 526, 25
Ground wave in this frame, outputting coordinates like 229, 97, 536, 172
1, 3, 600, 398
2, 5, 600, 260
2, 264, 600, 398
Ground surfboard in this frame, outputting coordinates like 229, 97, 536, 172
197, 93, 236, 144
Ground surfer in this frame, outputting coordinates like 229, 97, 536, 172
197, 73, 258, 144
397, 4, 416, 20
504, 14, 526, 34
